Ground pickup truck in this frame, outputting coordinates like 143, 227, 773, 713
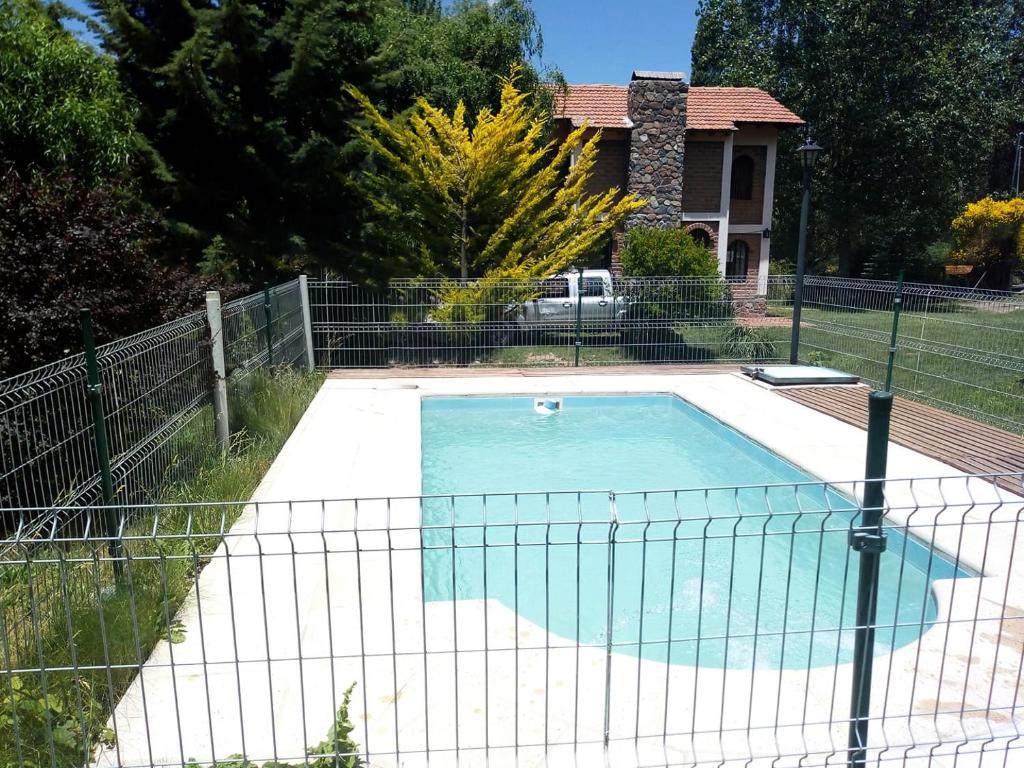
512, 269, 627, 325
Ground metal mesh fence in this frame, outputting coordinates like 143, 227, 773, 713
1, 473, 1022, 767
0, 280, 312, 540
309, 276, 787, 369
310, 275, 1023, 433
0, 312, 214, 535
767, 277, 1024, 432
222, 279, 308, 380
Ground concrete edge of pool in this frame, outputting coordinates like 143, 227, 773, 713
98, 372, 1024, 768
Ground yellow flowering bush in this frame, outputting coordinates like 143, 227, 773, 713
950, 196, 1024, 270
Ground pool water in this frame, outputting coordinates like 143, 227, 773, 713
420, 395, 965, 670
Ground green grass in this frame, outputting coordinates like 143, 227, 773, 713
0, 368, 330, 768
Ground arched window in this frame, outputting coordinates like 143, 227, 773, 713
730, 155, 754, 200
689, 228, 712, 250
726, 239, 749, 279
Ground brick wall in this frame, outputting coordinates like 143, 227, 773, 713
586, 138, 629, 199
729, 145, 767, 225
681, 141, 723, 213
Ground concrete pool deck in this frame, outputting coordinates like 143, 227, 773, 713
99, 372, 1024, 768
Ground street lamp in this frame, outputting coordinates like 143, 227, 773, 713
789, 138, 823, 364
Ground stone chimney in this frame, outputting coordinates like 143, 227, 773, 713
625, 70, 688, 229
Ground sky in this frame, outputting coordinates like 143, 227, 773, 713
60, 0, 702, 84
532, 0, 700, 84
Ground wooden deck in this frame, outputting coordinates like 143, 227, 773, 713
778, 385, 1024, 494
327, 363, 740, 378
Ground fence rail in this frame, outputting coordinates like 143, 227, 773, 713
0, 280, 313, 537
1, 473, 1022, 767
310, 274, 1023, 432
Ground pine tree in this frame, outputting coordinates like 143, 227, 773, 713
91, 0, 390, 281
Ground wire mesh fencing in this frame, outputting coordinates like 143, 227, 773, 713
767, 277, 1024, 433
221, 279, 309, 380
309, 276, 789, 369
2, 473, 1021, 768
0, 279, 314, 540
309, 274, 1023, 433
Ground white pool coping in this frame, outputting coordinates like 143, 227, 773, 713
99, 372, 1024, 768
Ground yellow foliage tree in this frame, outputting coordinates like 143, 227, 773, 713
346, 71, 645, 290
951, 197, 1024, 288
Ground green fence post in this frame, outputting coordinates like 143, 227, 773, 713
574, 270, 584, 367
884, 271, 904, 392
80, 309, 124, 579
263, 282, 274, 367
846, 389, 892, 766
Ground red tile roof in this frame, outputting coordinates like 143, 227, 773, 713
551, 84, 632, 128
550, 84, 804, 130
687, 86, 804, 129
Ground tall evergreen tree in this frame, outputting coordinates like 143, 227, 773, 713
91, 0, 390, 281
692, 0, 1023, 279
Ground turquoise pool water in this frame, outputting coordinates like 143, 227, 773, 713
420, 394, 965, 670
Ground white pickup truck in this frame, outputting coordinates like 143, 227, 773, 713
512, 269, 627, 325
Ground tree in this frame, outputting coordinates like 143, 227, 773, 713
90, 0, 391, 282
0, 0, 136, 182
347, 72, 645, 288
88, 0, 552, 283
381, 0, 553, 119
691, 0, 1023, 280
951, 197, 1024, 289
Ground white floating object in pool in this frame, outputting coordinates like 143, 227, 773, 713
534, 397, 563, 415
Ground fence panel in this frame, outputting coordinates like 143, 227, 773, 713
0, 279, 309, 539
770, 276, 1024, 432
2, 474, 1021, 767
221, 279, 307, 379
310, 276, 790, 369
0, 312, 214, 536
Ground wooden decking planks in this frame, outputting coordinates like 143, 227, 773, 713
778, 385, 1024, 494
327, 363, 740, 378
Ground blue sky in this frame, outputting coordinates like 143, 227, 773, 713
61, 0, 701, 83
533, 0, 700, 83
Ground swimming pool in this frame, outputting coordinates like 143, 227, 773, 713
420, 394, 966, 670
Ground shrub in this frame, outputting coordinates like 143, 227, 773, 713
619, 227, 720, 277
722, 324, 779, 362
0, 171, 247, 377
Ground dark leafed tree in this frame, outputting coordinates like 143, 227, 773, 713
90, 0, 391, 283
691, 0, 1024, 279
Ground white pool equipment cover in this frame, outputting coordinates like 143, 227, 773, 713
741, 364, 860, 385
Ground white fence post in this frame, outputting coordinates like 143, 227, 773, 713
205, 290, 231, 452
299, 274, 316, 371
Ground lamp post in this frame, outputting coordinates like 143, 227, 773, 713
789, 138, 823, 364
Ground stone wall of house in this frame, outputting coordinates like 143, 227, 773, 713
624, 74, 687, 229
681, 141, 723, 213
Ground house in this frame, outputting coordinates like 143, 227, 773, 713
552, 71, 804, 295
